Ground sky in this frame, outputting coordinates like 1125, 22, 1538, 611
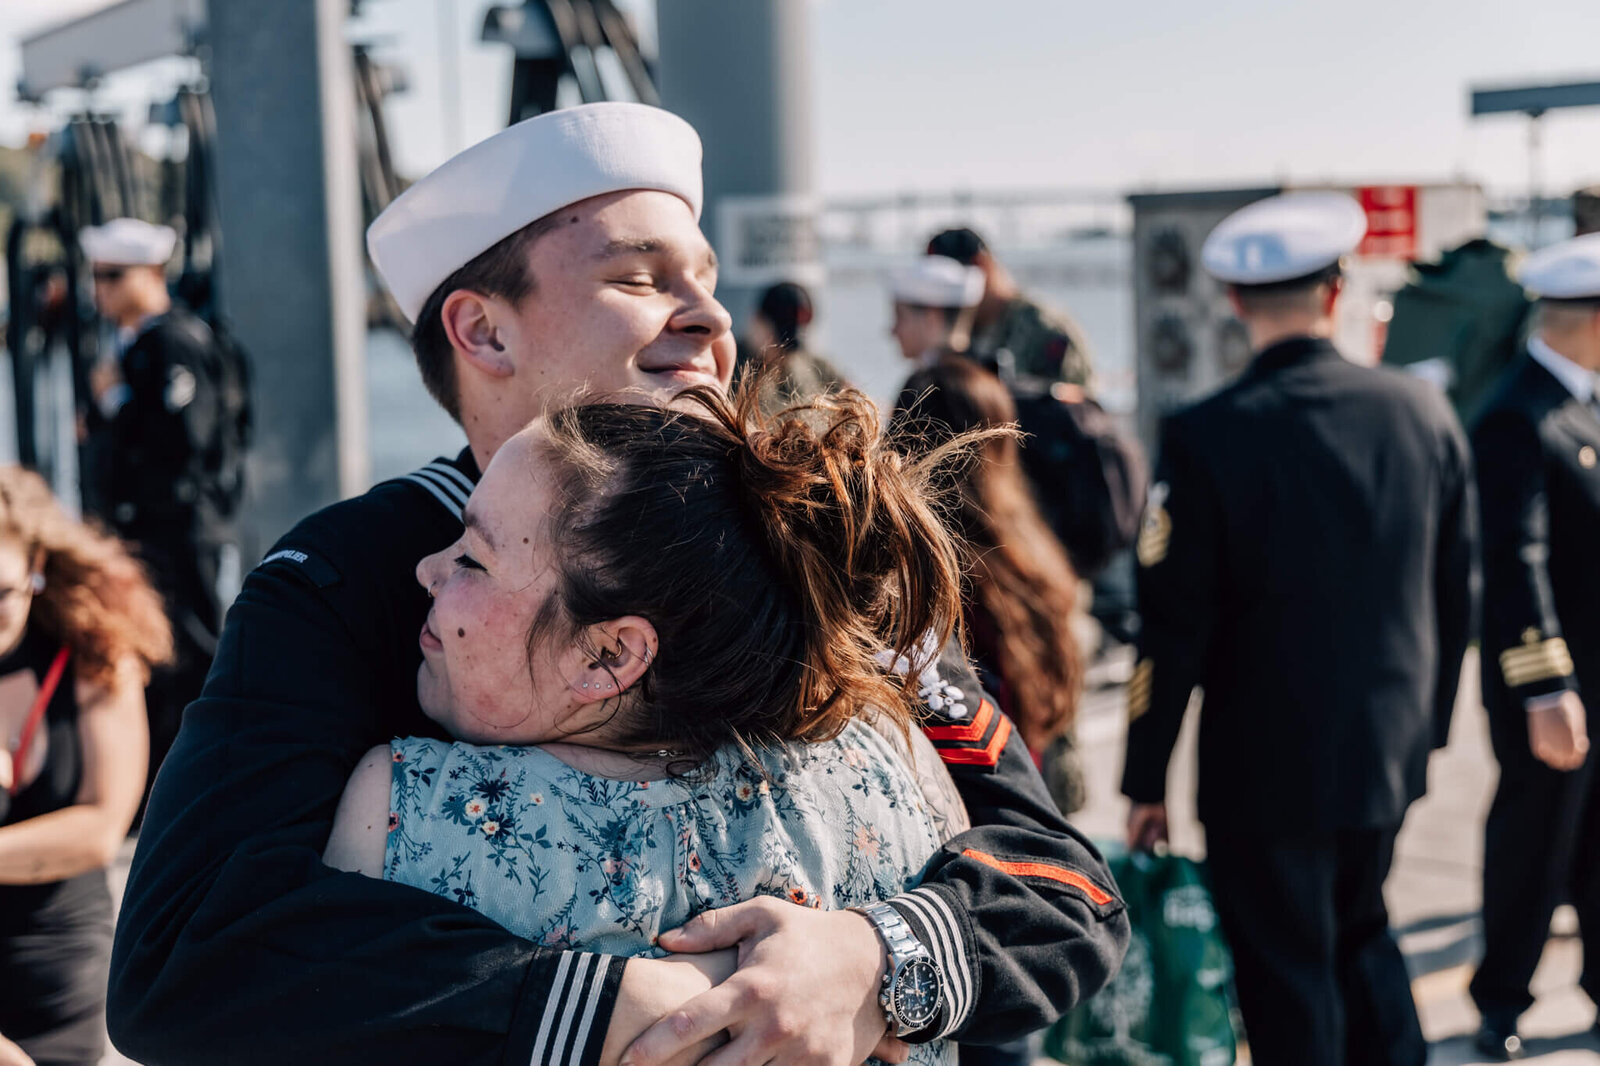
2, 0, 1598, 201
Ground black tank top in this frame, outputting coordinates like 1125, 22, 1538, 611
0, 627, 114, 1066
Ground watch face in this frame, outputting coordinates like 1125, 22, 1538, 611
892, 957, 942, 1028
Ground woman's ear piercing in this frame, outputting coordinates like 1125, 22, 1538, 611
29, 573, 44, 594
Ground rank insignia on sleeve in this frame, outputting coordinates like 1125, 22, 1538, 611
959, 848, 1119, 913
1500, 637, 1574, 688
1137, 482, 1171, 568
1127, 658, 1153, 722
925, 698, 1010, 770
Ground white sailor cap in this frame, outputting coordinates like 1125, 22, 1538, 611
890, 255, 984, 309
1202, 191, 1367, 285
79, 218, 177, 267
1520, 232, 1600, 301
368, 102, 703, 322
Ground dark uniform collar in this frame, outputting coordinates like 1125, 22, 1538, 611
1247, 334, 1341, 376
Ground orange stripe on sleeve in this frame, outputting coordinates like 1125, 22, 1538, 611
936, 713, 1011, 768
960, 848, 1115, 906
923, 699, 995, 744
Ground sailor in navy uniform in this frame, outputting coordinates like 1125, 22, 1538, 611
112, 103, 1127, 1066
1470, 233, 1600, 1061
887, 255, 986, 370
79, 218, 241, 803
1120, 192, 1476, 1066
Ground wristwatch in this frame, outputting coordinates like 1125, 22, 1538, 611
853, 901, 944, 1037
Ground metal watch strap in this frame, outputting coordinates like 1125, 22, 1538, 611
855, 901, 939, 1035
860, 901, 922, 960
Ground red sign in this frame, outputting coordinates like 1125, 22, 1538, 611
1357, 185, 1417, 259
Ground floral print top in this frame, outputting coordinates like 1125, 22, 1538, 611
386, 721, 954, 1066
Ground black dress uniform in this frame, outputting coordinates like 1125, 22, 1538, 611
1121, 335, 1477, 1066
101, 307, 237, 797
110, 448, 1129, 1066
1469, 343, 1600, 1024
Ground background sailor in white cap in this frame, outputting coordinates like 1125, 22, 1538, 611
888, 255, 985, 369
1469, 231, 1600, 1061
1120, 191, 1476, 1066
112, 102, 1128, 1066
77, 216, 248, 815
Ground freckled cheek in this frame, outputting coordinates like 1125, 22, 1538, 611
446, 607, 538, 720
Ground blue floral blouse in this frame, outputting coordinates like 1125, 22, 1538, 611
386, 721, 954, 1066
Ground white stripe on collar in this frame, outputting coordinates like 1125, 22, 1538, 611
403, 472, 464, 519
410, 466, 470, 506
423, 460, 477, 494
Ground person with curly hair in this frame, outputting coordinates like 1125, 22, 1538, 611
0, 467, 171, 1066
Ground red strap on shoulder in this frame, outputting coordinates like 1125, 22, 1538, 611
9, 645, 71, 797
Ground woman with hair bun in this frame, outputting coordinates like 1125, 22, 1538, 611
326, 382, 976, 1066
0, 467, 172, 1066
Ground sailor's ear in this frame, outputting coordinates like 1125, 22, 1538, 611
441, 289, 514, 378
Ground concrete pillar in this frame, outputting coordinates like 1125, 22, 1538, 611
206, 0, 369, 550
654, 0, 819, 331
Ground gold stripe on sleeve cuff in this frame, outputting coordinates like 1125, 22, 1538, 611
1499, 638, 1575, 688
1126, 658, 1153, 722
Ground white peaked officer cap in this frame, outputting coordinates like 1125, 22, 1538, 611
368, 102, 703, 322
890, 255, 985, 309
1202, 191, 1368, 285
79, 218, 178, 267
1519, 232, 1600, 301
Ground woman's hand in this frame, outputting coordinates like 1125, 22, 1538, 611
0, 1031, 36, 1066
602, 950, 738, 1066
621, 898, 897, 1066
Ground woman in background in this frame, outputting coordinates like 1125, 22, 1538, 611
0, 468, 171, 1066
892, 353, 1086, 1066
894, 354, 1083, 756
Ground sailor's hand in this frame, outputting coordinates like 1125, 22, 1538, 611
1126, 802, 1169, 852
623, 897, 898, 1066
1528, 692, 1589, 771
